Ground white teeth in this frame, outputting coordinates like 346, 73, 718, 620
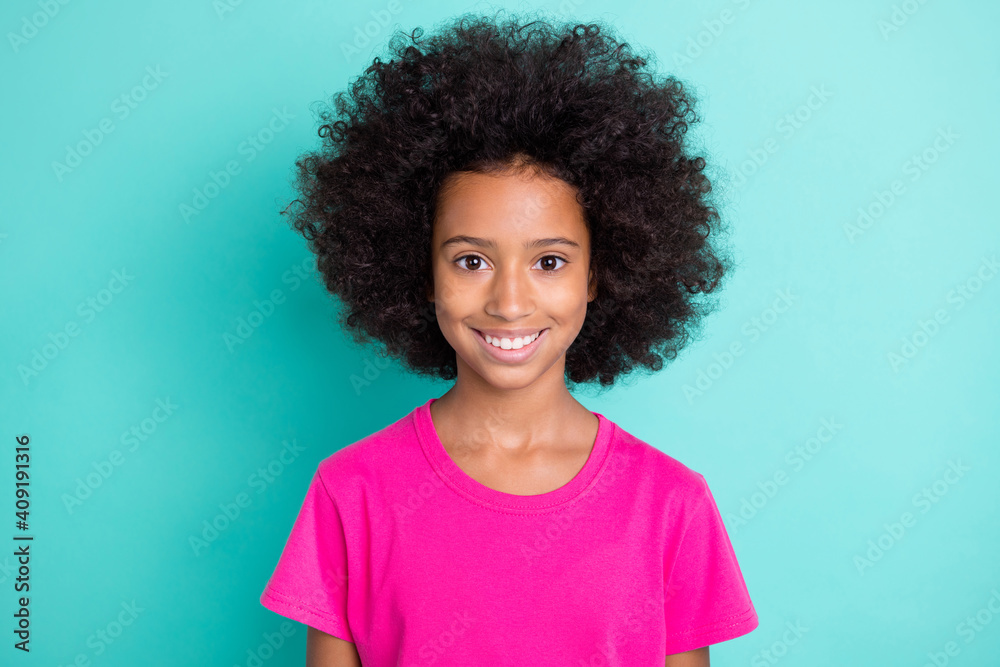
484, 331, 540, 349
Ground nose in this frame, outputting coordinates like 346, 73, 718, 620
485, 261, 534, 320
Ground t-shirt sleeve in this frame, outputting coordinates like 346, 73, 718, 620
662, 473, 758, 655
259, 467, 354, 642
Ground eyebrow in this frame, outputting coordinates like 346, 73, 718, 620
440, 235, 581, 251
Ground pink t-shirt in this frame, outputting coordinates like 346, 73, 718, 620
260, 398, 758, 665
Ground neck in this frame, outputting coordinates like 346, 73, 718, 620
431, 363, 586, 452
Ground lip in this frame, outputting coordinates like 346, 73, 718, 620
471, 327, 548, 363
473, 326, 546, 338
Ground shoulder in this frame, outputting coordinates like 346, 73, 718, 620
314, 405, 420, 492
606, 417, 711, 504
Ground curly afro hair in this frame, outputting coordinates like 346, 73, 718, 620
283, 9, 734, 389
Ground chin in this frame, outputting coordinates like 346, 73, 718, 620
476, 372, 543, 392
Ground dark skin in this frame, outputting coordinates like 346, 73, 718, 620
306, 627, 361, 667
305, 167, 709, 666
427, 167, 600, 495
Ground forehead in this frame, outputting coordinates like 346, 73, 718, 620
433, 170, 587, 242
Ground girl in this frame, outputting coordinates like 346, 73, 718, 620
260, 10, 758, 666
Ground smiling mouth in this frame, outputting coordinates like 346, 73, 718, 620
473, 328, 547, 350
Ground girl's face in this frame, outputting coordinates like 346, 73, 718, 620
428, 169, 596, 391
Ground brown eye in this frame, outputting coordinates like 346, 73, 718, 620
537, 256, 567, 271
456, 255, 485, 271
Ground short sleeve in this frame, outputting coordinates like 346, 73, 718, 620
662, 474, 758, 655
259, 468, 354, 642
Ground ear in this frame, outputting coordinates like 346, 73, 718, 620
587, 265, 597, 302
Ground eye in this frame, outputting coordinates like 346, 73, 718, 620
535, 255, 567, 271
455, 255, 488, 272
453, 255, 568, 273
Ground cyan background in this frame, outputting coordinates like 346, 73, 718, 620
2, 0, 998, 665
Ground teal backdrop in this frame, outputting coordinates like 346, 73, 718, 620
2, 0, 998, 665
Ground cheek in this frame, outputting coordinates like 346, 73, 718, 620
432, 269, 464, 304
544, 280, 589, 314
429, 291, 470, 336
